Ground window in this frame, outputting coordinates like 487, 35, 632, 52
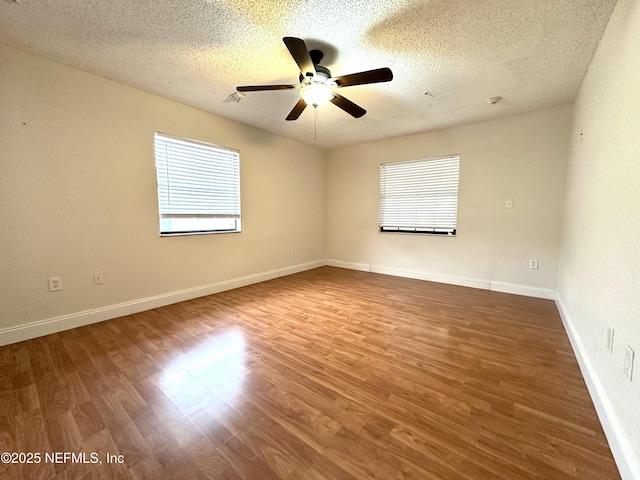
379, 155, 460, 235
153, 133, 241, 236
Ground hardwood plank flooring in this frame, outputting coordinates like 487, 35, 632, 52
0, 267, 620, 479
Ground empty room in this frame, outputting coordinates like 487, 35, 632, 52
0, 0, 638, 479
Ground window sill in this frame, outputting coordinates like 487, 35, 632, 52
378, 228, 456, 236
160, 230, 242, 237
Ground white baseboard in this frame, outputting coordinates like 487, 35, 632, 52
327, 260, 489, 290
489, 281, 556, 300
326, 259, 371, 271
555, 294, 639, 480
279, 260, 326, 277
327, 260, 556, 300
0, 260, 325, 347
369, 265, 491, 290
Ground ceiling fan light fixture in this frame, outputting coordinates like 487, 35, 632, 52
300, 83, 334, 107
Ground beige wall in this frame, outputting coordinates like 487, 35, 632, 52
557, 0, 640, 472
326, 106, 571, 295
0, 44, 326, 336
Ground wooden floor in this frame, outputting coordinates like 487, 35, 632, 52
0, 267, 619, 479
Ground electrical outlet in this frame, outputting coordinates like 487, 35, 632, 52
606, 325, 614, 353
529, 259, 538, 269
623, 345, 634, 381
48, 277, 62, 292
292, 247, 297, 253
93, 272, 104, 285
505, 199, 513, 208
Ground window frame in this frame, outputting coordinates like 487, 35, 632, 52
153, 132, 241, 237
378, 154, 460, 236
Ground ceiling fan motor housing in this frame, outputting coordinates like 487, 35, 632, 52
299, 63, 332, 83
309, 49, 324, 65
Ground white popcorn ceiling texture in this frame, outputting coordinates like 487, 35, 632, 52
0, 0, 617, 148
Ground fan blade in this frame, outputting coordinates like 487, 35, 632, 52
283, 37, 316, 77
286, 98, 307, 121
237, 84, 297, 92
333, 68, 393, 88
330, 93, 366, 118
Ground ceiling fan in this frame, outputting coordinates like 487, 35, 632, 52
236, 37, 393, 121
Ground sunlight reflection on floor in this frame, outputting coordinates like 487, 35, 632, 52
158, 328, 248, 411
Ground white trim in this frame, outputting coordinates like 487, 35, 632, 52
489, 281, 556, 300
0, 260, 325, 347
369, 265, 490, 290
555, 294, 639, 480
326, 259, 371, 272
326, 260, 559, 297
278, 260, 326, 277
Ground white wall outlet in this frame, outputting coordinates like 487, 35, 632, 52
623, 345, 634, 380
529, 259, 538, 269
93, 272, 104, 285
292, 247, 297, 253
606, 325, 615, 353
505, 199, 513, 208
48, 276, 62, 292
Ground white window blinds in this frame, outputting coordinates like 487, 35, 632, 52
379, 155, 460, 235
154, 133, 241, 235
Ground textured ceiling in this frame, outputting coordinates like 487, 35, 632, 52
0, 0, 617, 148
